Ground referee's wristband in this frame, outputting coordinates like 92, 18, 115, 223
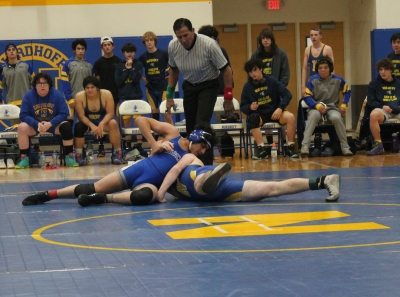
224, 87, 233, 100
166, 86, 175, 99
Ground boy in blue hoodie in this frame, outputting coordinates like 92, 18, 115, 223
115, 42, 144, 149
240, 59, 297, 159
15, 73, 78, 168
366, 58, 400, 155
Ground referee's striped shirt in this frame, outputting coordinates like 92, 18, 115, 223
168, 34, 228, 85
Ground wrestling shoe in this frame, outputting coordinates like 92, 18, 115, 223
252, 146, 268, 160
201, 162, 232, 194
22, 191, 51, 205
78, 193, 107, 207
97, 144, 105, 158
366, 142, 384, 156
15, 154, 29, 169
65, 153, 79, 167
324, 174, 340, 202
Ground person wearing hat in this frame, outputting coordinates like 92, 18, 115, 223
93, 36, 122, 157
60, 39, 93, 121
0, 43, 34, 112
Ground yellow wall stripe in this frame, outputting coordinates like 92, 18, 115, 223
0, 0, 210, 7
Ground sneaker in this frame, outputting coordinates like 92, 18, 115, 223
341, 148, 353, 156
252, 146, 268, 160
310, 148, 321, 157
78, 193, 106, 207
112, 149, 123, 164
65, 153, 79, 167
321, 147, 334, 157
286, 144, 299, 158
175, 119, 186, 126
324, 174, 340, 202
97, 144, 105, 158
300, 145, 309, 155
22, 191, 50, 205
201, 163, 232, 194
6, 158, 15, 169
75, 153, 86, 166
0, 159, 6, 169
366, 142, 384, 156
15, 154, 30, 169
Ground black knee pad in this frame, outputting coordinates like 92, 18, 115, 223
59, 121, 73, 140
74, 121, 88, 138
74, 183, 95, 197
248, 113, 261, 130
130, 187, 153, 205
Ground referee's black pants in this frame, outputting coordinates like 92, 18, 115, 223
182, 78, 219, 165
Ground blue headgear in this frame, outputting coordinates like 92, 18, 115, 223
188, 129, 211, 149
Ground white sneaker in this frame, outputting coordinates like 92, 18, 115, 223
7, 158, 15, 169
0, 159, 6, 169
175, 119, 186, 126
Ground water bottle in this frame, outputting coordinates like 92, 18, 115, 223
392, 132, 399, 153
52, 150, 58, 167
271, 143, 278, 163
38, 152, 46, 169
86, 141, 94, 165
314, 133, 322, 150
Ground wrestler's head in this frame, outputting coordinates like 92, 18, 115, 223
188, 123, 216, 156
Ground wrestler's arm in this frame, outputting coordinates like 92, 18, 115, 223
156, 154, 197, 202
135, 117, 179, 154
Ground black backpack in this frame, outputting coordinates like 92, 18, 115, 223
219, 132, 235, 157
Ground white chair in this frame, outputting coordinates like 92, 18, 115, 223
0, 105, 20, 141
212, 97, 246, 158
119, 100, 153, 150
159, 98, 186, 133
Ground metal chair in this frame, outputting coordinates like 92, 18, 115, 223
159, 98, 186, 134
212, 97, 246, 158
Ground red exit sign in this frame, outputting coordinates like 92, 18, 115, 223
268, 0, 280, 10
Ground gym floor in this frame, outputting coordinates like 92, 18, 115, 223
1, 147, 400, 297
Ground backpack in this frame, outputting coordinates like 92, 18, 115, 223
219, 132, 235, 157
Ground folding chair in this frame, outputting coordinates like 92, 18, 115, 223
0, 105, 21, 165
212, 97, 246, 158
297, 98, 337, 147
118, 100, 153, 153
159, 98, 186, 134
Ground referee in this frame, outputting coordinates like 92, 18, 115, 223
165, 18, 234, 165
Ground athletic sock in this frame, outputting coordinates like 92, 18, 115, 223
309, 176, 326, 190
105, 194, 113, 203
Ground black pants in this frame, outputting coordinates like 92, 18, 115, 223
182, 78, 219, 165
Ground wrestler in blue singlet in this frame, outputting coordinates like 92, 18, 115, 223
175, 165, 245, 202
85, 92, 107, 125
117, 136, 188, 189
308, 44, 326, 77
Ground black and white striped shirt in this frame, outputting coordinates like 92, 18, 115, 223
168, 34, 228, 85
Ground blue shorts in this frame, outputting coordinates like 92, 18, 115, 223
117, 158, 165, 190
146, 88, 166, 110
